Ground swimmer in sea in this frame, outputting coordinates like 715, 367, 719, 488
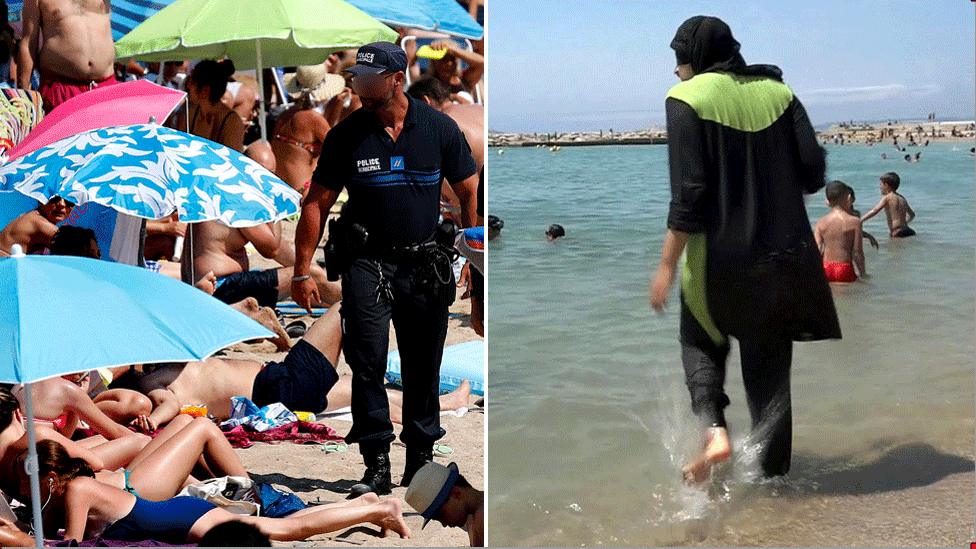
545, 224, 565, 241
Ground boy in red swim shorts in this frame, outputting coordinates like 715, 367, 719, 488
815, 181, 865, 283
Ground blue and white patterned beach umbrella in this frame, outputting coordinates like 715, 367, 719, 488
0, 124, 301, 227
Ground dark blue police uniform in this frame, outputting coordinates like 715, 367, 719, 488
312, 95, 477, 461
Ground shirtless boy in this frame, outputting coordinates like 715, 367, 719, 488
815, 181, 865, 283
18, 0, 117, 112
861, 172, 916, 238
107, 307, 471, 429
0, 195, 73, 255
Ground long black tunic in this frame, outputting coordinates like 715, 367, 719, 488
665, 71, 841, 343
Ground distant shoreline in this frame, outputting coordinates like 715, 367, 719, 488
489, 120, 976, 148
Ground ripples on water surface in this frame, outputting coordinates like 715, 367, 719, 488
487, 144, 974, 545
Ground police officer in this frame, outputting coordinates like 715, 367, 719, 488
292, 42, 479, 496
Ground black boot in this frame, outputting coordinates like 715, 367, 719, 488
401, 447, 434, 488
348, 451, 392, 498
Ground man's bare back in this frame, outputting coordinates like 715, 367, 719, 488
19, 0, 114, 84
439, 104, 483, 218
443, 104, 484, 171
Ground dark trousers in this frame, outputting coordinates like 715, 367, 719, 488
340, 258, 453, 455
680, 296, 794, 477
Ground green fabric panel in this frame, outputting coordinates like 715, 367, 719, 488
680, 233, 726, 345
666, 72, 793, 133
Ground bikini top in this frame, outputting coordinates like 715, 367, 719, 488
189, 104, 238, 146
273, 133, 322, 156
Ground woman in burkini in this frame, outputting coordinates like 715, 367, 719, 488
16, 440, 409, 543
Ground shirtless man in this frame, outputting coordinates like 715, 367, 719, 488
861, 171, 917, 238
0, 195, 73, 255
273, 66, 344, 197
407, 77, 485, 335
814, 181, 864, 283
17, 0, 117, 112
107, 307, 472, 429
182, 141, 341, 309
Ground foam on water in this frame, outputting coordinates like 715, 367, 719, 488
487, 143, 975, 546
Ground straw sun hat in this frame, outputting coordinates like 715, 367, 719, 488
284, 65, 345, 102
404, 462, 459, 528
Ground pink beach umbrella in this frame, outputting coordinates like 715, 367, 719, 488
5, 80, 185, 162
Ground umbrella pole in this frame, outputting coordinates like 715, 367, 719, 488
256, 39, 268, 142
22, 383, 45, 548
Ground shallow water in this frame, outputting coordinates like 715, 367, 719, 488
486, 143, 975, 546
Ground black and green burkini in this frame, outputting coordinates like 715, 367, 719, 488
665, 16, 840, 477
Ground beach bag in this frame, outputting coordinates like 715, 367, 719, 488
256, 483, 306, 518
177, 476, 259, 516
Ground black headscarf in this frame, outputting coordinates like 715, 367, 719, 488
670, 16, 783, 81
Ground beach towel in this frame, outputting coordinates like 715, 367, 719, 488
223, 421, 342, 449
0, 88, 43, 154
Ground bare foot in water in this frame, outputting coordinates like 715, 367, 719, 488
682, 427, 731, 484
373, 499, 410, 539
253, 306, 291, 352
194, 271, 217, 295
439, 379, 472, 411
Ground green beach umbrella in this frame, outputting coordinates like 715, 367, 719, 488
115, 0, 398, 140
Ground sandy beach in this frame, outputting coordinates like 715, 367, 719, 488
221, 218, 484, 547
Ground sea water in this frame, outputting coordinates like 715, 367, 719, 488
487, 143, 974, 545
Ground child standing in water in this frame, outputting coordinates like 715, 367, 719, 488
815, 181, 865, 283
861, 172, 916, 238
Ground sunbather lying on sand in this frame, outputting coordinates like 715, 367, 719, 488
17, 440, 409, 543
0, 386, 147, 496
10, 414, 248, 503
108, 305, 472, 430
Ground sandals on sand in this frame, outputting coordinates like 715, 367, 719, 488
321, 441, 348, 454
285, 320, 307, 338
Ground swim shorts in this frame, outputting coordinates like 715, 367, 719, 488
39, 73, 118, 113
251, 340, 339, 413
823, 261, 857, 283
213, 269, 279, 308
892, 226, 916, 238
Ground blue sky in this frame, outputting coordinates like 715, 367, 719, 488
487, 1, 975, 132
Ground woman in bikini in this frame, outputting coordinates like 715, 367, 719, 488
16, 440, 409, 543
173, 60, 246, 153
272, 65, 344, 200
10, 414, 248, 503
